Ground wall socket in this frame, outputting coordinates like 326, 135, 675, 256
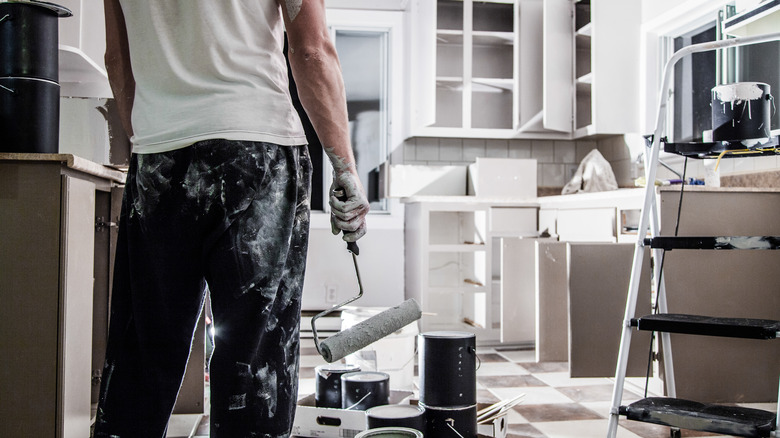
325, 285, 338, 304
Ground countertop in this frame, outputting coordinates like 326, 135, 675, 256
0, 153, 126, 184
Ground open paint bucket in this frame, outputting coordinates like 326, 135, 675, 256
420, 402, 478, 438
366, 404, 425, 432
711, 82, 773, 143
341, 371, 390, 410
355, 427, 424, 438
419, 331, 477, 407
315, 363, 361, 408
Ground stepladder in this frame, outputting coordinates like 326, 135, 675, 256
606, 31, 780, 438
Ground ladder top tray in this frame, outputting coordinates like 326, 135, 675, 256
621, 397, 777, 438
663, 136, 779, 159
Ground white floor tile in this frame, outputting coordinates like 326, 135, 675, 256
497, 349, 536, 362
533, 372, 613, 388
533, 419, 643, 438
489, 386, 572, 405
476, 361, 530, 376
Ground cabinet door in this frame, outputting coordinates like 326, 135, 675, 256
59, 176, 96, 438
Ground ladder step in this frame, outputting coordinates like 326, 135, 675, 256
620, 397, 777, 438
630, 314, 780, 339
644, 236, 780, 250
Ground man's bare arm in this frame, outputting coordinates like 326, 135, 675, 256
103, 0, 135, 138
279, 0, 369, 241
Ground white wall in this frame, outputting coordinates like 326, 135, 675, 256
640, 0, 780, 182
302, 211, 405, 310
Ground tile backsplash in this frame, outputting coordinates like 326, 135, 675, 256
397, 136, 635, 196
398, 135, 780, 194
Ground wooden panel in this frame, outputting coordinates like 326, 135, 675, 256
557, 207, 616, 242
59, 176, 96, 438
542, 0, 574, 132
0, 162, 63, 437
500, 238, 536, 344
660, 189, 780, 403
535, 241, 569, 362
568, 243, 652, 378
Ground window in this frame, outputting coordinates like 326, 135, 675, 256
285, 28, 390, 213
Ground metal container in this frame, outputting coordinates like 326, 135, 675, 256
315, 363, 361, 408
0, 1, 72, 81
366, 404, 425, 432
420, 403, 477, 438
419, 331, 477, 407
0, 76, 60, 153
341, 371, 390, 411
355, 427, 424, 438
711, 82, 773, 142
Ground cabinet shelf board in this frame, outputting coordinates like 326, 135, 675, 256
428, 244, 486, 252
576, 22, 592, 37
473, 31, 514, 46
576, 72, 593, 85
472, 78, 514, 93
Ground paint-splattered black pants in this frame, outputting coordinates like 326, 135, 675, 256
94, 140, 311, 438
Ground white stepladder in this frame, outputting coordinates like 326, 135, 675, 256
606, 31, 780, 438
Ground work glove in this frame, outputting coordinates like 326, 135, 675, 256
329, 170, 369, 243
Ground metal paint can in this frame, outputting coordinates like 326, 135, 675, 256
419, 331, 477, 407
366, 404, 425, 432
355, 427, 424, 438
711, 82, 773, 143
0, 77, 60, 153
315, 363, 361, 408
420, 402, 478, 438
341, 371, 390, 410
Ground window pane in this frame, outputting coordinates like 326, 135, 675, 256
335, 30, 388, 211
673, 23, 717, 143
735, 41, 780, 133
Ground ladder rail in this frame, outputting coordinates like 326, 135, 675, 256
606, 31, 780, 438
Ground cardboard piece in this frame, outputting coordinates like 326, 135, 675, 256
292, 393, 508, 438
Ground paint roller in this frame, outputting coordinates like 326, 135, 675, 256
311, 192, 422, 363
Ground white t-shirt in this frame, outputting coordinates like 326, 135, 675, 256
118, 0, 307, 153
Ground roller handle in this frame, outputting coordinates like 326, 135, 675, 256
333, 189, 359, 255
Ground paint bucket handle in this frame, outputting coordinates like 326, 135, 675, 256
0, 83, 15, 94
0, 13, 10, 24
470, 346, 481, 371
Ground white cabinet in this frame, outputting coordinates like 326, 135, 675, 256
57, 0, 111, 98
404, 198, 538, 344
407, 0, 574, 139
573, 0, 641, 137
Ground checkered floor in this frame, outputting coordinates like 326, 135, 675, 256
182, 338, 776, 438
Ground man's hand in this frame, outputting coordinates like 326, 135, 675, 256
329, 170, 369, 243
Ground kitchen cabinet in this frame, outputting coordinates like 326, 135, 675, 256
537, 188, 645, 243
404, 197, 538, 344
56, 0, 111, 98
573, 0, 641, 137
0, 154, 206, 437
0, 154, 123, 438
407, 0, 574, 139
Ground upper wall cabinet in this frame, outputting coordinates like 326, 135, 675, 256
573, 0, 641, 138
407, 0, 574, 140
57, 0, 112, 98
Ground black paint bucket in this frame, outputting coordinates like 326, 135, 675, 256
0, 77, 60, 153
420, 403, 478, 438
355, 427, 424, 438
366, 404, 425, 432
711, 82, 773, 142
0, 1, 72, 81
341, 371, 390, 411
419, 331, 477, 407
315, 363, 361, 408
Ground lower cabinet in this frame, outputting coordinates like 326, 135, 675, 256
404, 198, 538, 344
0, 156, 204, 438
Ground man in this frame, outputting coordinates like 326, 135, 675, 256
95, 1, 369, 436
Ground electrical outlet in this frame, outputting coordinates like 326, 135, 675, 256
325, 285, 338, 304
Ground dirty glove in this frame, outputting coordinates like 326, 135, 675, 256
329, 170, 369, 243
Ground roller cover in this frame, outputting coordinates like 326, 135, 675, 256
319, 299, 422, 363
